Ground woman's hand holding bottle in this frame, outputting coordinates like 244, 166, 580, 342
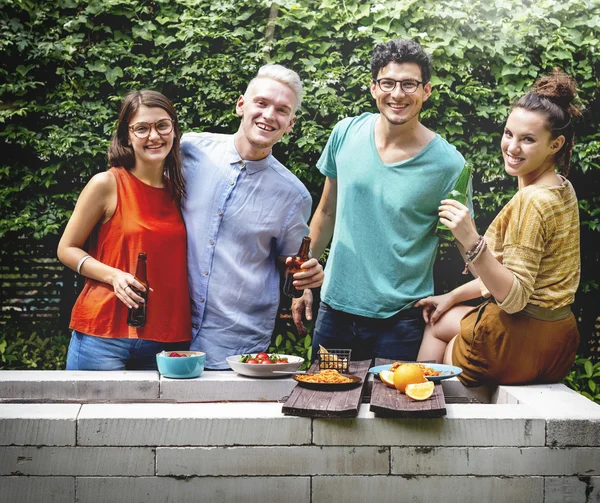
438, 198, 480, 251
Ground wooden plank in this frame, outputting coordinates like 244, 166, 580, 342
369, 358, 446, 418
281, 360, 371, 418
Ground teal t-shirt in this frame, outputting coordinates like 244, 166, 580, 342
318, 112, 470, 318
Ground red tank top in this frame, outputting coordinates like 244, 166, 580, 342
70, 167, 191, 342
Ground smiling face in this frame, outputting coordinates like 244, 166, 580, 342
501, 107, 565, 186
370, 62, 431, 127
127, 105, 174, 170
235, 77, 297, 160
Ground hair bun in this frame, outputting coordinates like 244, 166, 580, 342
532, 68, 582, 118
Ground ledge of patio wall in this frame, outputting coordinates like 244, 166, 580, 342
1, 371, 599, 503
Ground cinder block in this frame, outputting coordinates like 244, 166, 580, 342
312, 475, 543, 503
0, 446, 154, 475
157, 446, 389, 476
547, 419, 600, 447
160, 371, 296, 401
0, 476, 74, 503
545, 476, 600, 503
313, 404, 545, 446
391, 447, 599, 476
0, 404, 79, 446
0, 370, 159, 400
78, 402, 310, 446
493, 386, 520, 404
77, 476, 310, 503
499, 384, 600, 419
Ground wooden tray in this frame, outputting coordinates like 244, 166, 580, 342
281, 360, 371, 418
369, 358, 447, 418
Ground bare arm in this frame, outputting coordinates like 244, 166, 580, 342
439, 199, 513, 302
446, 278, 483, 304
415, 279, 482, 324
454, 219, 480, 279
308, 176, 337, 259
57, 172, 146, 308
289, 176, 337, 334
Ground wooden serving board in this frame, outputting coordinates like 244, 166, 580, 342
369, 358, 447, 418
281, 360, 371, 418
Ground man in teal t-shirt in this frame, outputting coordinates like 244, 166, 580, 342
298, 39, 473, 362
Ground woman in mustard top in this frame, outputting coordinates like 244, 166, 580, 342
416, 69, 581, 386
58, 91, 192, 370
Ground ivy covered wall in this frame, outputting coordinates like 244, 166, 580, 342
1, 0, 599, 357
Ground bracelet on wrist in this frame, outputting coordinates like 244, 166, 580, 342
77, 255, 92, 275
462, 236, 487, 275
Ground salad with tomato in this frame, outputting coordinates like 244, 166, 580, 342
239, 352, 289, 364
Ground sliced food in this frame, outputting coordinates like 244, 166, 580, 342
379, 370, 396, 388
405, 381, 435, 401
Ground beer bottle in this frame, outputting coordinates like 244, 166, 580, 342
127, 252, 148, 327
436, 162, 473, 241
283, 237, 311, 298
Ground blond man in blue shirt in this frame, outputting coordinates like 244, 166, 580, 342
181, 64, 323, 369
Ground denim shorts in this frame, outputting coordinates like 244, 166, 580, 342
66, 331, 189, 371
312, 302, 425, 363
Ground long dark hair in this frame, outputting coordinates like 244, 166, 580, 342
107, 90, 185, 201
513, 68, 582, 176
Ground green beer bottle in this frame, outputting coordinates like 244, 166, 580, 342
436, 162, 473, 241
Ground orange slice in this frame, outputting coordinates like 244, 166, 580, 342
405, 381, 435, 401
379, 370, 396, 388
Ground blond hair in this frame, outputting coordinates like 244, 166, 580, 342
245, 64, 303, 113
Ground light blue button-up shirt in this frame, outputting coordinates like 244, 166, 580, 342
180, 133, 312, 369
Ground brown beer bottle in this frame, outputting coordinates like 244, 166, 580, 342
283, 237, 311, 298
127, 252, 148, 327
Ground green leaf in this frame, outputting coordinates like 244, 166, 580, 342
304, 335, 312, 349
105, 67, 123, 86
87, 61, 107, 73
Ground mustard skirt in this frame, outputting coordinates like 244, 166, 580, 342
452, 301, 579, 387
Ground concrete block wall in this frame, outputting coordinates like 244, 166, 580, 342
1, 372, 599, 503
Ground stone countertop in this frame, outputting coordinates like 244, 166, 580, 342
0, 370, 297, 402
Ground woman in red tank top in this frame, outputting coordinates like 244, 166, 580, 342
57, 91, 192, 370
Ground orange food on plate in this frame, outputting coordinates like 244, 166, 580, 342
379, 370, 396, 388
389, 361, 442, 377
295, 369, 353, 384
393, 363, 427, 393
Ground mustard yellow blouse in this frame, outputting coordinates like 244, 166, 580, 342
480, 176, 580, 313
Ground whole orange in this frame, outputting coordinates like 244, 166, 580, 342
393, 363, 426, 393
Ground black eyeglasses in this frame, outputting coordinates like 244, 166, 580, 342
374, 78, 424, 94
128, 119, 175, 139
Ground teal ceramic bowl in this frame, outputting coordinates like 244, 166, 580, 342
156, 351, 206, 379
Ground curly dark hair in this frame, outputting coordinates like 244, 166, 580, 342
370, 39, 433, 83
107, 90, 185, 201
513, 68, 582, 175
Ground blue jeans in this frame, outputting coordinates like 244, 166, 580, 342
312, 302, 425, 363
66, 331, 189, 370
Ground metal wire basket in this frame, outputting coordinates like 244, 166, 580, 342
318, 348, 351, 373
